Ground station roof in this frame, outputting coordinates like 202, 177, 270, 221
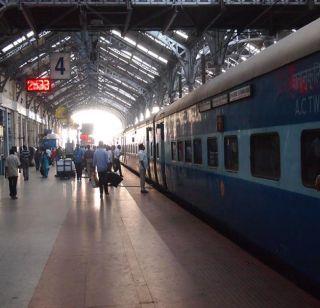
0, 2, 319, 121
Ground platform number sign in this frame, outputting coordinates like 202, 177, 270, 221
50, 53, 71, 80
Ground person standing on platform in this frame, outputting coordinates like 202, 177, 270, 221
40, 149, 50, 178
106, 145, 113, 172
138, 143, 148, 193
34, 148, 41, 171
5, 149, 21, 199
93, 141, 109, 199
20, 145, 30, 181
84, 145, 94, 179
114, 145, 123, 177
51, 148, 57, 166
56, 146, 63, 160
73, 144, 84, 181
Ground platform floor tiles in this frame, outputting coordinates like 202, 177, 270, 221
0, 167, 319, 308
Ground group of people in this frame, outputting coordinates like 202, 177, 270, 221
73, 143, 123, 181
4, 145, 60, 199
4, 141, 149, 200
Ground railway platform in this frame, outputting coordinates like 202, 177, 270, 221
0, 168, 319, 308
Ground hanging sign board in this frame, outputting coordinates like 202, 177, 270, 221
50, 53, 71, 80
198, 100, 211, 113
55, 106, 68, 120
229, 85, 251, 102
211, 94, 228, 109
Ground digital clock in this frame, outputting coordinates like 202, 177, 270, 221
26, 78, 52, 92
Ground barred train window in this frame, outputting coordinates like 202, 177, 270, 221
171, 141, 177, 161
224, 136, 239, 171
301, 129, 320, 188
250, 133, 280, 180
193, 139, 202, 164
185, 140, 192, 162
207, 137, 218, 167
178, 141, 184, 161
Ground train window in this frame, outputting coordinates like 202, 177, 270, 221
207, 137, 218, 167
185, 140, 192, 162
224, 136, 239, 171
301, 129, 320, 188
193, 139, 202, 164
177, 141, 184, 161
156, 143, 159, 158
171, 142, 177, 161
250, 133, 280, 180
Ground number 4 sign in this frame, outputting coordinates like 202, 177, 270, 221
50, 53, 71, 79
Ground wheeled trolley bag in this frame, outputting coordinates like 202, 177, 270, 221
56, 158, 76, 179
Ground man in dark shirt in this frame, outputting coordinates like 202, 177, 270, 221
20, 145, 30, 181
84, 145, 94, 179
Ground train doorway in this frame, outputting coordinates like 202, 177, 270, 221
156, 122, 167, 189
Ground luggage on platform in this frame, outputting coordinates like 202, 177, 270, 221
56, 158, 75, 179
107, 171, 123, 187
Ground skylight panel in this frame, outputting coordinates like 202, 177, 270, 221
158, 57, 168, 64
137, 44, 148, 53
144, 33, 171, 50
26, 31, 34, 38
100, 36, 111, 44
2, 43, 14, 53
174, 30, 189, 40
111, 30, 121, 37
147, 50, 159, 59
13, 36, 26, 46
124, 37, 137, 46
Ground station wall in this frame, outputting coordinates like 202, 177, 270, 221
0, 79, 61, 158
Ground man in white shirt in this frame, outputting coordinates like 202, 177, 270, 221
138, 143, 148, 193
106, 145, 113, 172
5, 149, 21, 199
114, 145, 123, 177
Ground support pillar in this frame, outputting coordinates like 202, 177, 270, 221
205, 30, 234, 76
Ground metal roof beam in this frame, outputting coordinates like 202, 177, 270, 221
20, 4, 38, 38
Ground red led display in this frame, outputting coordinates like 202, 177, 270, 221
26, 78, 52, 92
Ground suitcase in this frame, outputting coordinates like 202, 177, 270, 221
107, 172, 123, 187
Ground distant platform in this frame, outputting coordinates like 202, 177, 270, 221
0, 168, 318, 307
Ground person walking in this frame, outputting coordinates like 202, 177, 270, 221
5, 149, 21, 199
138, 143, 148, 193
93, 141, 109, 199
73, 144, 84, 181
34, 148, 41, 171
114, 145, 123, 177
20, 145, 30, 181
40, 149, 50, 178
84, 145, 94, 179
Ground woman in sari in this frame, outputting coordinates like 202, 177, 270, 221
40, 149, 50, 178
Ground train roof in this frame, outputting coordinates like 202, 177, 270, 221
155, 17, 320, 121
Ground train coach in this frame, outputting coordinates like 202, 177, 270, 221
120, 18, 320, 293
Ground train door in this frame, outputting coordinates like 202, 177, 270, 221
146, 127, 152, 179
156, 122, 167, 189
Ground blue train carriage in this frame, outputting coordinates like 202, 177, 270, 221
153, 18, 320, 291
